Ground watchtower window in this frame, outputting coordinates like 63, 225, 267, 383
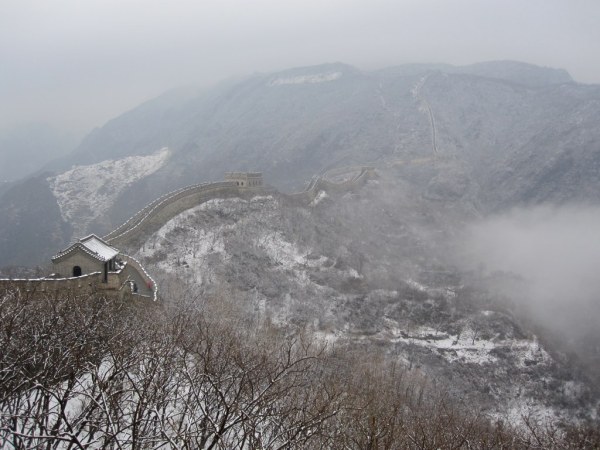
73, 266, 82, 277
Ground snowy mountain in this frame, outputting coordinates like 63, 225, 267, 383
2, 61, 598, 267
1, 60, 599, 426
132, 169, 599, 423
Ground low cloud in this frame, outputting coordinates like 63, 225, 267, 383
460, 204, 600, 343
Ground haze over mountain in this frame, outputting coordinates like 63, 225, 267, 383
1, 60, 598, 266
3, 0, 600, 137
0, 123, 77, 182
2, 60, 600, 425
3, 0, 600, 441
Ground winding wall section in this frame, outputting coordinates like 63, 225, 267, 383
104, 167, 376, 251
285, 166, 376, 203
105, 182, 261, 250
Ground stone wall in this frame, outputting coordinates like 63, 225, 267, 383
104, 183, 214, 241
107, 182, 263, 250
0, 263, 154, 300
120, 254, 156, 300
106, 169, 375, 250
0, 273, 104, 299
286, 166, 376, 203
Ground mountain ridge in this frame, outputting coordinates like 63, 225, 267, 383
0, 60, 598, 268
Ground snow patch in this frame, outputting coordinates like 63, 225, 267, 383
406, 278, 427, 292
411, 75, 428, 99
310, 190, 328, 206
512, 337, 551, 368
255, 231, 307, 269
498, 398, 561, 429
395, 325, 499, 365
384, 323, 551, 367
48, 147, 170, 236
405, 278, 457, 300
269, 72, 342, 86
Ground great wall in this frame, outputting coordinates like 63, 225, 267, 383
0, 252, 157, 301
0, 66, 449, 302
104, 167, 377, 252
0, 167, 377, 300
0, 151, 450, 302
0, 67, 447, 303
105, 181, 243, 250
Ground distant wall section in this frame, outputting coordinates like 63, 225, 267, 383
286, 166, 376, 203
106, 181, 265, 250
105, 168, 375, 252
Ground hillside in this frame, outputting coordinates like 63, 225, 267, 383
131, 167, 599, 423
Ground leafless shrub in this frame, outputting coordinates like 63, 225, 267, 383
1, 288, 598, 449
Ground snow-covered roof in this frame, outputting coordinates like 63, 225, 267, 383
52, 234, 120, 262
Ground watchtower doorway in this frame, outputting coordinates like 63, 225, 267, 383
73, 266, 82, 277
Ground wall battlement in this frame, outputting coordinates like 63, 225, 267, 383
106, 181, 258, 250
0, 268, 153, 300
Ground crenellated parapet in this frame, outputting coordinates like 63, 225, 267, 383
0, 269, 147, 300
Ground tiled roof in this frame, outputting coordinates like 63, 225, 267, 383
52, 234, 120, 262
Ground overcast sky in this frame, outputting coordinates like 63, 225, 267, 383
2, 0, 599, 136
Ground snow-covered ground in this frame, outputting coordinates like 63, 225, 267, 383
138, 199, 235, 285
48, 147, 170, 237
138, 196, 333, 288
133, 192, 596, 427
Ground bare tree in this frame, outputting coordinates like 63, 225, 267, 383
2, 287, 599, 449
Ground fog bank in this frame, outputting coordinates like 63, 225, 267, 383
461, 205, 600, 340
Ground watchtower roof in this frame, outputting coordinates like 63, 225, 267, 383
52, 234, 119, 262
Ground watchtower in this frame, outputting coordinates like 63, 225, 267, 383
225, 172, 263, 187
